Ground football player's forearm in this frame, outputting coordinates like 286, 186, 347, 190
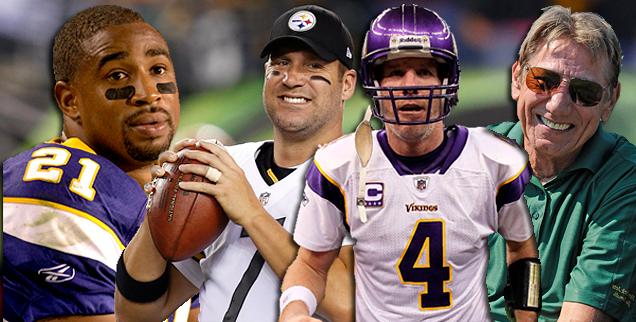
243, 210, 354, 321
115, 265, 197, 322
123, 219, 169, 283
514, 309, 539, 321
241, 207, 299, 278
317, 246, 355, 322
506, 236, 539, 264
115, 218, 190, 321
281, 248, 339, 320
505, 236, 540, 321
115, 218, 169, 320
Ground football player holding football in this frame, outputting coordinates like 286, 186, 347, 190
280, 5, 541, 322
116, 5, 357, 322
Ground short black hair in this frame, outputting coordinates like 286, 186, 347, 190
52, 5, 145, 82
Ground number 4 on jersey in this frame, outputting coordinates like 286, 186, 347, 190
397, 219, 452, 310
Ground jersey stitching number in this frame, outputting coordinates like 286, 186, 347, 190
224, 217, 286, 321
396, 219, 453, 310
23, 147, 100, 201
70, 158, 100, 200
23, 147, 71, 183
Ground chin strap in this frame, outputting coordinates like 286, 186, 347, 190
355, 106, 374, 223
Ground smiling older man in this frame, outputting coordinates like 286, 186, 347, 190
486, 5, 636, 322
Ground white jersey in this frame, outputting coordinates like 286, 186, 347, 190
294, 126, 533, 322
175, 141, 312, 322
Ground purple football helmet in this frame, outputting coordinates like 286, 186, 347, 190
361, 4, 460, 125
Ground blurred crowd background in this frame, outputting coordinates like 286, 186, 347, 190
1, 0, 635, 159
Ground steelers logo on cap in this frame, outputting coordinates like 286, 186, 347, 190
288, 10, 316, 32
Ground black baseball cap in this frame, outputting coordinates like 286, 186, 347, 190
260, 5, 355, 70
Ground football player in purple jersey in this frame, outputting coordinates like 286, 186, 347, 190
3, 5, 181, 321
280, 5, 540, 322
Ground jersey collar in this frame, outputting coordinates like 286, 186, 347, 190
47, 137, 97, 155
377, 125, 468, 175
566, 125, 614, 173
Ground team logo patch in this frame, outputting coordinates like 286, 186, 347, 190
364, 182, 384, 207
259, 192, 271, 206
38, 263, 75, 283
414, 176, 429, 191
288, 10, 316, 32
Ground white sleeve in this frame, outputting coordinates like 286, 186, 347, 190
293, 183, 346, 252
479, 128, 533, 241
172, 259, 204, 288
341, 232, 355, 247
498, 198, 534, 242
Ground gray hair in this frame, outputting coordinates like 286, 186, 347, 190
517, 5, 622, 87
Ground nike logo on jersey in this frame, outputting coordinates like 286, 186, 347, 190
38, 263, 75, 283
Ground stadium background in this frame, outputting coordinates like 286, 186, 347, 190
1, 0, 634, 159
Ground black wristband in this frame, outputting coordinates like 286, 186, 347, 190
504, 257, 541, 312
116, 252, 170, 303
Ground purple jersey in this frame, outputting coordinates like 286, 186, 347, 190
3, 138, 146, 321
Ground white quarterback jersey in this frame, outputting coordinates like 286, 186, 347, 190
294, 126, 534, 322
175, 141, 312, 322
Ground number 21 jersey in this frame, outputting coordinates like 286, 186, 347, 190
3, 138, 146, 321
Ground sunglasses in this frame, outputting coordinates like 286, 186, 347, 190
524, 66, 608, 107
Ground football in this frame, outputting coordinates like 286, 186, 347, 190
146, 149, 228, 261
